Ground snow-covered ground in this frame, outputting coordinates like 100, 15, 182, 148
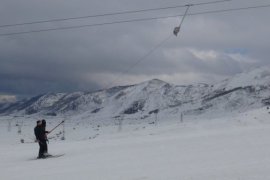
1, 107, 270, 180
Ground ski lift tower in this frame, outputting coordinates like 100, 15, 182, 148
149, 109, 159, 125
7, 117, 13, 132
15, 116, 23, 134
61, 117, 66, 140
180, 112, 184, 123
114, 115, 124, 132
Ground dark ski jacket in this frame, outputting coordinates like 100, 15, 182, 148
34, 126, 48, 141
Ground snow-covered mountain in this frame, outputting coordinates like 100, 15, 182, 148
1, 67, 270, 118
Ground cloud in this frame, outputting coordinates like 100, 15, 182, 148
0, 95, 17, 103
0, 0, 269, 98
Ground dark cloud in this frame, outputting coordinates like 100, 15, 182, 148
0, 0, 269, 97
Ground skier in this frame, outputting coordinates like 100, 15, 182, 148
34, 120, 49, 158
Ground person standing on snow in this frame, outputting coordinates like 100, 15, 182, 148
34, 120, 50, 158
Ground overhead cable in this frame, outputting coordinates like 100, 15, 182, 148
0, 0, 231, 28
1, 4, 270, 37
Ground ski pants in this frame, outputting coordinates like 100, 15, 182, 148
38, 139, 48, 157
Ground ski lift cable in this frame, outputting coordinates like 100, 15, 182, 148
0, 3, 269, 37
178, 5, 192, 28
0, 0, 232, 29
110, 4, 189, 87
173, 5, 192, 36
102, 3, 270, 90
103, 33, 173, 90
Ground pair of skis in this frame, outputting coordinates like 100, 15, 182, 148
30, 154, 65, 160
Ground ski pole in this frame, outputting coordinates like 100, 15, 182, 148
48, 120, 65, 134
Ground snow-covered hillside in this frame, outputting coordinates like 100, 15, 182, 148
1, 107, 270, 180
1, 67, 270, 121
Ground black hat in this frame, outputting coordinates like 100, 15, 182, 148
41, 119, 46, 125
36, 120, 41, 124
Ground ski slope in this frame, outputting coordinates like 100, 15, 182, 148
0, 107, 270, 180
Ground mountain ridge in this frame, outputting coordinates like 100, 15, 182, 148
1, 67, 269, 118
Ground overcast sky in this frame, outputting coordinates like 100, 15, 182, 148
0, 0, 269, 100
